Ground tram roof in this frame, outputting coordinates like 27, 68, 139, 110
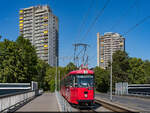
61, 69, 94, 80
69, 69, 94, 75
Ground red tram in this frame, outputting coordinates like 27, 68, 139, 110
60, 67, 94, 106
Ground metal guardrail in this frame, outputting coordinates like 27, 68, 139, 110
115, 83, 150, 97
128, 91, 150, 97
0, 90, 42, 112
55, 91, 72, 112
0, 83, 31, 90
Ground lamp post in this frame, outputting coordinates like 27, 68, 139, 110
55, 57, 58, 91
59, 70, 60, 91
110, 38, 112, 101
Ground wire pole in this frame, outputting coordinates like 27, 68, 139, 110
59, 70, 60, 91
110, 38, 112, 101
55, 57, 58, 91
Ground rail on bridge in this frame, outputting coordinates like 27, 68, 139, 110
0, 81, 43, 112
115, 82, 150, 96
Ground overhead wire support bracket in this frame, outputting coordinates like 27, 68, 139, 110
73, 43, 89, 68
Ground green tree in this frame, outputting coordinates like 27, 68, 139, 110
0, 39, 19, 82
94, 67, 109, 92
111, 50, 130, 86
65, 62, 77, 73
128, 58, 146, 84
44, 67, 56, 91
36, 59, 50, 89
16, 36, 38, 82
0, 36, 38, 83
143, 60, 150, 83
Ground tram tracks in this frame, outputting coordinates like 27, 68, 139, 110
95, 98, 138, 113
77, 105, 98, 112
76, 99, 138, 112
76, 102, 104, 112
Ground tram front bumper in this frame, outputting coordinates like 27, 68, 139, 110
77, 99, 94, 103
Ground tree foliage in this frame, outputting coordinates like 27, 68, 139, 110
94, 50, 150, 93
0, 35, 77, 92
112, 50, 130, 86
94, 67, 109, 92
128, 58, 146, 84
0, 37, 38, 83
0, 36, 150, 93
65, 62, 77, 73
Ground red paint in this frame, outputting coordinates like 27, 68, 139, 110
61, 69, 94, 81
60, 69, 94, 105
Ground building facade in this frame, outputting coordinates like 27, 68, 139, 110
19, 5, 58, 66
97, 32, 125, 69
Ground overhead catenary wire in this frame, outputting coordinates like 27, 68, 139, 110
87, 0, 137, 61
90, 15, 150, 67
122, 15, 150, 36
78, 0, 111, 42
73, 0, 111, 67
108, 0, 138, 31
70, 0, 95, 64
89, 15, 150, 63
89, 1, 150, 68
75, 0, 111, 67
74, 0, 95, 43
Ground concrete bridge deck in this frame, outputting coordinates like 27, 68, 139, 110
16, 93, 59, 112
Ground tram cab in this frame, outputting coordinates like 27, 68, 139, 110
61, 66, 94, 106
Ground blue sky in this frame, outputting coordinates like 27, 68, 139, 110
0, 0, 150, 67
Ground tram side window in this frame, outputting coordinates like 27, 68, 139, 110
69, 75, 73, 87
61, 78, 64, 87
65, 76, 69, 87
72, 75, 77, 87
65, 78, 68, 87
66, 76, 69, 87
63, 79, 65, 87
64, 78, 66, 86
65, 77, 68, 86
64, 75, 74, 87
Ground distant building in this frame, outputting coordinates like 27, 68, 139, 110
97, 32, 125, 69
19, 5, 58, 66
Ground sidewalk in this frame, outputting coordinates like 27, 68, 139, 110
16, 93, 59, 112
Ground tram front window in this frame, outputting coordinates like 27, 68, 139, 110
76, 75, 93, 88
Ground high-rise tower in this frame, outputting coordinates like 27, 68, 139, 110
19, 5, 58, 66
97, 32, 125, 69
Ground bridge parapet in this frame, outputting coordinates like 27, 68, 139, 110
0, 90, 35, 112
115, 82, 150, 96
0, 81, 43, 112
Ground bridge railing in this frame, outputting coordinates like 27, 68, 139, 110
115, 82, 150, 97
128, 91, 150, 96
0, 90, 37, 112
55, 91, 72, 112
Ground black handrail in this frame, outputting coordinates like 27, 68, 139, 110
0, 89, 35, 98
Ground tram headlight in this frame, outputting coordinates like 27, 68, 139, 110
85, 94, 88, 98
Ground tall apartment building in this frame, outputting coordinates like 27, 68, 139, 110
19, 5, 58, 66
97, 32, 125, 69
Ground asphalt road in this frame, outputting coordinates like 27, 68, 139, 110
95, 92, 150, 111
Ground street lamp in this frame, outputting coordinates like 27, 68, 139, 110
110, 38, 112, 101
55, 57, 58, 92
